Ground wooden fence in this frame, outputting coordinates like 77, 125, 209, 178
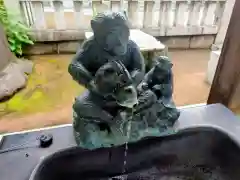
4, 0, 227, 41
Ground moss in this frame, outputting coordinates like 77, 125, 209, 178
0, 55, 85, 117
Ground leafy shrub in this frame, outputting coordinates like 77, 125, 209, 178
0, 1, 33, 56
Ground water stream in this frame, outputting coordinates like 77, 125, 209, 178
111, 109, 134, 180
122, 118, 132, 174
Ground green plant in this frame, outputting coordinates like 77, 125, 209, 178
0, 1, 33, 56
92, 4, 97, 17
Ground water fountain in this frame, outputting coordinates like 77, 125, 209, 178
67, 11, 180, 178
69, 11, 179, 150
31, 11, 180, 180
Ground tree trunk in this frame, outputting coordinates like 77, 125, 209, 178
0, 23, 13, 71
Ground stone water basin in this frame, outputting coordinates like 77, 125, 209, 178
29, 127, 240, 180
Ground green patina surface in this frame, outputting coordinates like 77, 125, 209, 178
0, 56, 85, 117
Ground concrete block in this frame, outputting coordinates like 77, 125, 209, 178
206, 50, 221, 84
166, 26, 202, 36
190, 35, 215, 49
211, 43, 223, 51
202, 26, 218, 34
53, 30, 86, 41
31, 30, 86, 42
142, 27, 165, 36
58, 41, 81, 53
24, 43, 57, 55
158, 36, 190, 49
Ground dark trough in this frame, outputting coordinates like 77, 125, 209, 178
30, 127, 240, 180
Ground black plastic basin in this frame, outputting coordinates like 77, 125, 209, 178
29, 128, 240, 180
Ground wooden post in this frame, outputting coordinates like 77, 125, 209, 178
203, 1, 217, 26
200, 0, 220, 34
143, 0, 154, 28
207, 0, 240, 108
53, 1, 66, 30
200, 1, 208, 26
128, 0, 138, 28
110, 0, 121, 12
20, 1, 34, 26
174, 1, 188, 26
92, 0, 102, 13
32, 1, 46, 29
188, 1, 201, 26
158, 0, 171, 35
73, 0, 83, 29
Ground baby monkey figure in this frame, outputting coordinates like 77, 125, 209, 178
139, 56, 180, 125
144, 56, 173, 100
72, 60, 138, 149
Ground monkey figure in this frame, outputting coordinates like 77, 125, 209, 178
68, 11, 145, 91
72, 60, 138, 149
139, 56, 180, 127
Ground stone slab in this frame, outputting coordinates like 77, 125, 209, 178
85, 29, 166, 51
166, 26, 203, 36
30, 30, 86, 42
0, 104, 239, 180
158, 36, 190, 49
23, 34, 216, 55
190, 35, 215, 49
25, 43, 57, 55
58, 41, 81, 53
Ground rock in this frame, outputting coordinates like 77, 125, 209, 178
15, 59, 34, 74
0, 59, 33, 100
